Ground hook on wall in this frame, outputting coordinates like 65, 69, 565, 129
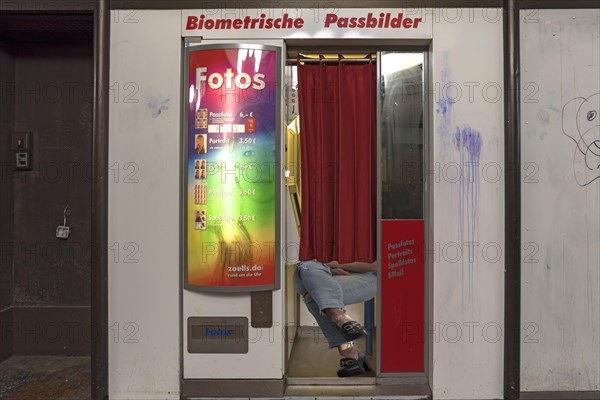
56, 205, 72, 239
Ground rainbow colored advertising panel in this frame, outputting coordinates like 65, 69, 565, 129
185, 44, 280, 291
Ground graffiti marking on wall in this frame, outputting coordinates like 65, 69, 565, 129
562, 92, 600, 186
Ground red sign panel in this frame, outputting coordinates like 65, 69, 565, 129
380, 219, 424, 372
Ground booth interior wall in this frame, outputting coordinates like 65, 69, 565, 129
284, 185, 299, 359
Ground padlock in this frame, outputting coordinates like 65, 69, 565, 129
56, 225, 71, 239
56, 206, 71, 239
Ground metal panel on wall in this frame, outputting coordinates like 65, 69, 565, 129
520, 9, 600, 392
379, 51, 426, 374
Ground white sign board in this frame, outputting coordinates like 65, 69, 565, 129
182, 8, 432, 39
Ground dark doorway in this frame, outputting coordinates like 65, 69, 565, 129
283, 48, 428, 391
0, 12, 94, 400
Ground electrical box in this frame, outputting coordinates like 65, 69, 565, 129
13, 132, 32, 170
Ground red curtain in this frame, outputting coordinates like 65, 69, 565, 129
298, 62, 377, 263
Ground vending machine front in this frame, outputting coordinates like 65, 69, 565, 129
181, 42, 285, 397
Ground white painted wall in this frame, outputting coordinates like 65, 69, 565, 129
107, 7, 514, 399
520, 9, 600, 392
109, 10, 181, 400
431, 9, 505, 400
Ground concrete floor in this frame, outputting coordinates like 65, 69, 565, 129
286, 326, 375, 380
0, 356, 90, 400
0, 352, 595, 400
284, 326, 431, 399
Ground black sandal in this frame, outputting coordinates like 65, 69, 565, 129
337, 352, 372, 377
339, 320, 368, 341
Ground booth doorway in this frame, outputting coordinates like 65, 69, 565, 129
284, 49, 427, 384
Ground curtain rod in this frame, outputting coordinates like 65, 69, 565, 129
286, 58, 376, 64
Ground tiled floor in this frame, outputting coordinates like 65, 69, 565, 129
0, 356, 90, 400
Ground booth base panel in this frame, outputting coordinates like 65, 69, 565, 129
182, 379, 285, 398
284, 385, 431, 399
183, 381, 431, 399
182, 326, 431, 399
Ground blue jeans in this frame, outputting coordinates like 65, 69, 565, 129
293, 260, 377, 348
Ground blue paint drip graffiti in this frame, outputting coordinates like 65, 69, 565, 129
454, 125, 483, 312
144, 95, 170, 118
437, 54, 487, 316
436, 52, 454, 142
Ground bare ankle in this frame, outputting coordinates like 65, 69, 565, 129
338, 342, 358, 359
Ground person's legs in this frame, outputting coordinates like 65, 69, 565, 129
293, 260, 345, 311
301, 293, 348, 348
335, 272, 377, 305
303, 298, 371, 378
332, 271, 377, 354
293, 261, 347, 348
293, 261, 377, 349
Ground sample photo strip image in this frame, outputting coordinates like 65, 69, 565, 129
194, 134, 207, 154
194, 210, 202, 230
199, 184, 206, 204
193, 184, 206, 205
199, 209, 206, 230
194, 167, 207, 181
195, 108, 208, 129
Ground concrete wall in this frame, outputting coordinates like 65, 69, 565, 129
108, 7, 597, 399
0, 38, 93, 359
109, 10, 181, 400
108, 8, 506, 399
431, 8, 505, 399
0, 41, 15, 362
12, 43, 93, 307
520, 9, 600, 392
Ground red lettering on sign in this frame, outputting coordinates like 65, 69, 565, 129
185, 12, 423, 31
185, 14, 305, 31
322, 12, 422, 30
186, 16, 198, 30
